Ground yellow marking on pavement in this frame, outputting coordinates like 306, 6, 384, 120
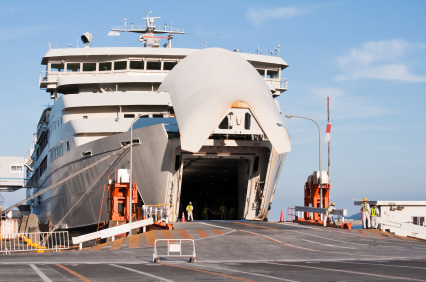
236, 222, 277, 230
177, 229, 192, 239
145, 231, 156, 247
110, 237, 125, 250
162, 263, 258, 282
56, 264, 92, 282
212, 229, 224, 235
129, 234, 140, 249
195, 230, 209, 238
90, 242, 108, 251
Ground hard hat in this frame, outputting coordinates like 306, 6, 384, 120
363, 198, 367, 201
332, 202, 335, 206
189, 202, 192, 204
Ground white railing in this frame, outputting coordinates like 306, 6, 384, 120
72, 217, 154, 250
39, 69, 170, 86
380, 218, 426, 240
264, 78, 288, 91
0, 231, 69, 254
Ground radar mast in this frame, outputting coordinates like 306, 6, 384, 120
110, 12, 185, 48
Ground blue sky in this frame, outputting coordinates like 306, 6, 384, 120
0, 1, 425, 218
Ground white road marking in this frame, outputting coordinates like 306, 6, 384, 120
30, 264, 53, 282
268, 262, 426, 281
203, 264, 301, 282
341, 261, 426, 270
110, 264, 174, 282
198, 222, 236, 231
300, 239, 357, 249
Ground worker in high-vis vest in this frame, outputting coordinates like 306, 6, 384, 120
202, 204, 211, 220
361, 198, 371, 229
370, 203, 380, 229
323, 202, 336, 226
186, 202, 194, 221
219, 204, 227, 220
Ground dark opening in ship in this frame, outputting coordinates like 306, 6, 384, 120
179, 158, 250, 220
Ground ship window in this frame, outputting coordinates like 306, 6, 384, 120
147, 61, 161, 70
257, 69, 265, 78
219, 117, 229, 129
130, 61, 143, 70
10, 165, 23, 172
83, 63, 96, 72
82, 151, 92, 157
413, 216, 425, 226
153, 114, 163, 118
99, 62, 112, 71
244, 113, 251, 129
66, 141, 70, 151
124, 114, 135, 118
267, 70, 279, 79
83, 116, 88, 119
51, 63, 64, 72
163, 62, 177, 70
114, 61, 127, 70
67, 63, 80, 72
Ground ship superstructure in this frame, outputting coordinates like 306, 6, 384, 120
26, 14, 291, 228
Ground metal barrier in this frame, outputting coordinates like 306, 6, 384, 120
153, 239, 196, 263
143, 205, 173, 223
287, 207, 296, 221
0, 231, 69, 254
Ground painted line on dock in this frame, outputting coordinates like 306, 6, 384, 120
129, 234, 139, 248
110, 264, 173, 282
56, 264, 92, 282
30, 264, 53, 282
268, 262, 426, 281
161, 263, 258, 282
236, 222, 277, 230
340, 261, 426, 270
195, 230, 209, 238
202, 264, 300, 282
300, 239, 357, 249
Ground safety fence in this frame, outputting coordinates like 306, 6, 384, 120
0, 231, 69, 254
143, 205, 174, 223
153, 239, 196, 263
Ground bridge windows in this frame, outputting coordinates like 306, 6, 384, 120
99, 62, 112, 71
83, 63, 96, 72
147, 61, 161, 70
67, 63, 81, 72
51, 63, 64, 72
114, 61, 127, 70
164, 61, 177, 70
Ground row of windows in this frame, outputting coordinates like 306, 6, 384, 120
10, 165, 23, 172
50, 143, 64, 163
50, 60, 178, 73
257, 69, 279, 79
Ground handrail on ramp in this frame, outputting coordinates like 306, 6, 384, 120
72, 217, 153, 249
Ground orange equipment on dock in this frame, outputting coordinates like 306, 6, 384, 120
107, 170, 138, 222
304, 177, 330, 221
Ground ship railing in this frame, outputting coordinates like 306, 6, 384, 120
264, 78, 288, 90
142, 205, 175, 223
39, 69, 170, 86
0, 230, 69, 254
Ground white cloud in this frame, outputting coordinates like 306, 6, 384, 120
310, 87, 390, 120
335, 39, 426, 83
246, 7, 303, 27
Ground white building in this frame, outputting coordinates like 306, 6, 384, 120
355, 200, 426, 240
0, 157, 25, 192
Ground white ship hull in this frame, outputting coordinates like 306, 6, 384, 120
31, 122, 285, 228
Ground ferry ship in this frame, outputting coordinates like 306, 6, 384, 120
26, 14, 291, 228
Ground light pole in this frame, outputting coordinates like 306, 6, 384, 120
129, 114, 142, 224
285, 115, 324, 208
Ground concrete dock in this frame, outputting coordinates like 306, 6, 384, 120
1, 221, 426, 281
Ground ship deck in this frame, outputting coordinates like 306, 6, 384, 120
1, 221, 426, 281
